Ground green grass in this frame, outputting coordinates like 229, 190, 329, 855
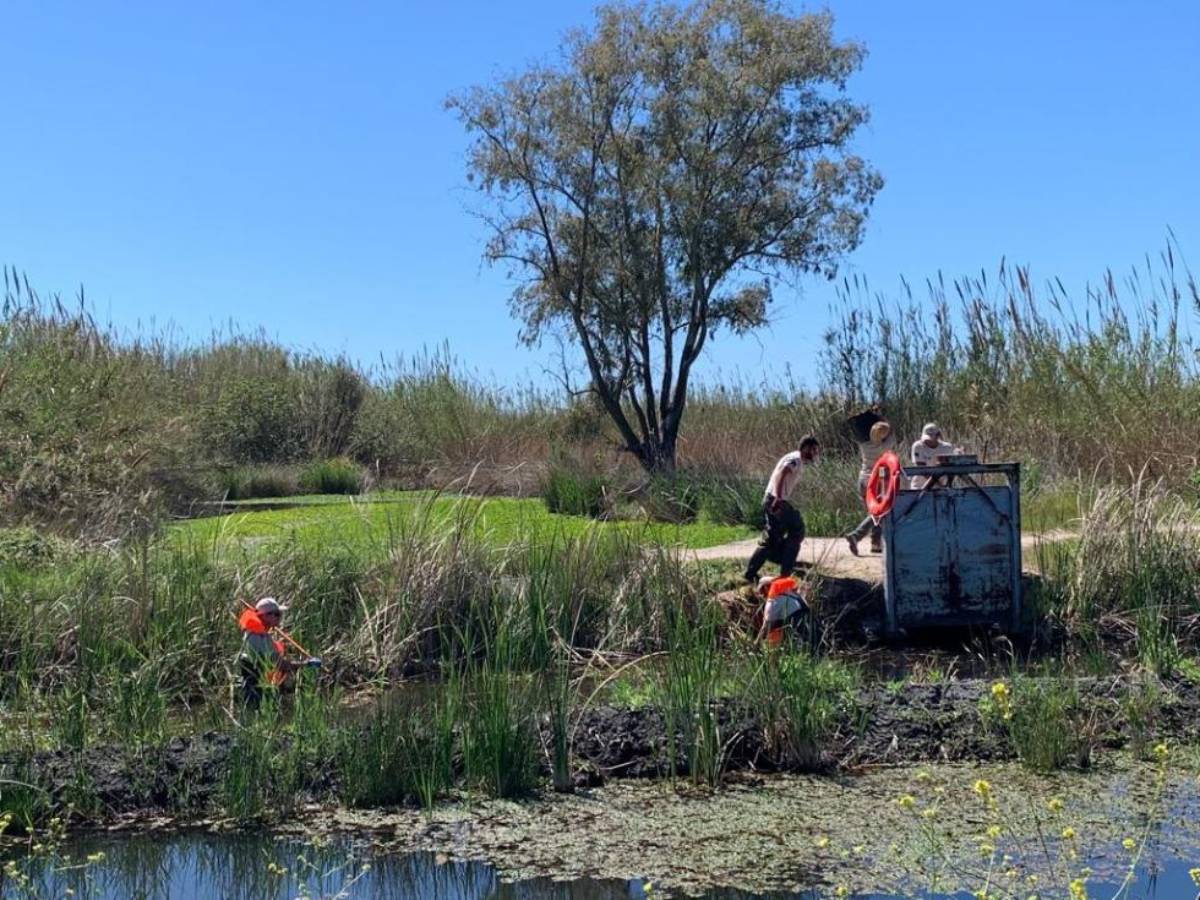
177, 491, 753, 551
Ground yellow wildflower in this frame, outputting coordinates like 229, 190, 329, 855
815, 835, 830, 849
1190, 868, 1200, 886
1122, 838, 1136, 851
973, 779, 992, 797
1068, 877, 1088, 900
1153, 743, 1169, 762
915, 771, 932, 783
1047, 797, 1064, 813
921, 807, 937, 819
1061, 826, 1076, 840
897, 794, 917, 810
986, 824, 1002, 840
834, 887, 849, 898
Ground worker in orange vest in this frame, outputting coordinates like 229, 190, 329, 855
755, 576, 810, 647
237, 597, 316, 708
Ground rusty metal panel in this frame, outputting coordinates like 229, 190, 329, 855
883, 471, 1020, 632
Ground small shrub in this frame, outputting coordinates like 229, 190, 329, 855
215, 466, 300, 500
1121, 678, 1164, 759
298, 458, 363, 495
640, 472, 703, 524
0, 527, 69, 569
541, 465, 607, 518
984, 676, 1093, 772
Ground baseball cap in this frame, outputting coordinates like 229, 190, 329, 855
255, 597, 289, 615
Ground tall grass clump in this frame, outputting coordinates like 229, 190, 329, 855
750, 652, 858, 770
214, 465, 301, 500
982, 675, 1093, 772
1034, 478, 1200, 658
541, 464, 607, 518
656, 604, 727, 786
336, 689, 457, 810
298, 458, 364, 495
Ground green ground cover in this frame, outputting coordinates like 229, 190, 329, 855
176, 492, 754, 551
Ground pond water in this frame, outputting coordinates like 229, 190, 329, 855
3, 829, 1198, 899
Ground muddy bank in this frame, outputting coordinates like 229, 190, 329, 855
572, 673, 1200, 776
4, 673, 1197, 820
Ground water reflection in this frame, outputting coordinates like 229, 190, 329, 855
3, 829, 1197, 898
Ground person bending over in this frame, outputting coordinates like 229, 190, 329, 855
755, 575, 810, 647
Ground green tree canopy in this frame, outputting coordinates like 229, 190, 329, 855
450, 0, 882, 471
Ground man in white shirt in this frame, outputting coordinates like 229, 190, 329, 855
744, 435, 821, 583
910, 423, 959, 489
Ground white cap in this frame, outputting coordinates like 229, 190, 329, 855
756, 576, 775, 595
922, 423, 941, 438
255, 597, 288, 615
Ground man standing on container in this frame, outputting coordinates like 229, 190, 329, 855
744, 435, 821, 584
911, 423, 959, 489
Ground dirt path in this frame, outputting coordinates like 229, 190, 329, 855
691, 529, 1075, 582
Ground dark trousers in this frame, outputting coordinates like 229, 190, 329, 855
745, 499, 805, 580
239, 658, 263, 709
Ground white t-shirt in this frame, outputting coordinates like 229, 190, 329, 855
763, 451, 808, 503
910, 439, 955, 488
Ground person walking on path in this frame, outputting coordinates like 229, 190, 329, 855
910, 423, 960, 490
845, 419, 895, 556
744, 435, 821, 584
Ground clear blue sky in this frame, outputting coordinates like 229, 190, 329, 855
3, 1, 1198, 387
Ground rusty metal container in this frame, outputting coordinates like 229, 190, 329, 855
881, 459, 1021, 634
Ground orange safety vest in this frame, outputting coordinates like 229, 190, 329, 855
764, 577, 804, 646
239, 609, 287, 685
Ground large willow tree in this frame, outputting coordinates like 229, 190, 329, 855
450, 0, 882, 472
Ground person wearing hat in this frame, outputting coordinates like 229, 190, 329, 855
844, 419, 895, 556
754, 575, 810, 647
911, 423, 959, 490
237, 597, 302, 708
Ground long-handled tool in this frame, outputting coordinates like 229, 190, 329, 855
239, 599, 322, 666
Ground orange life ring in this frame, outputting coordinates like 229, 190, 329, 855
865, 451, 900, 518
